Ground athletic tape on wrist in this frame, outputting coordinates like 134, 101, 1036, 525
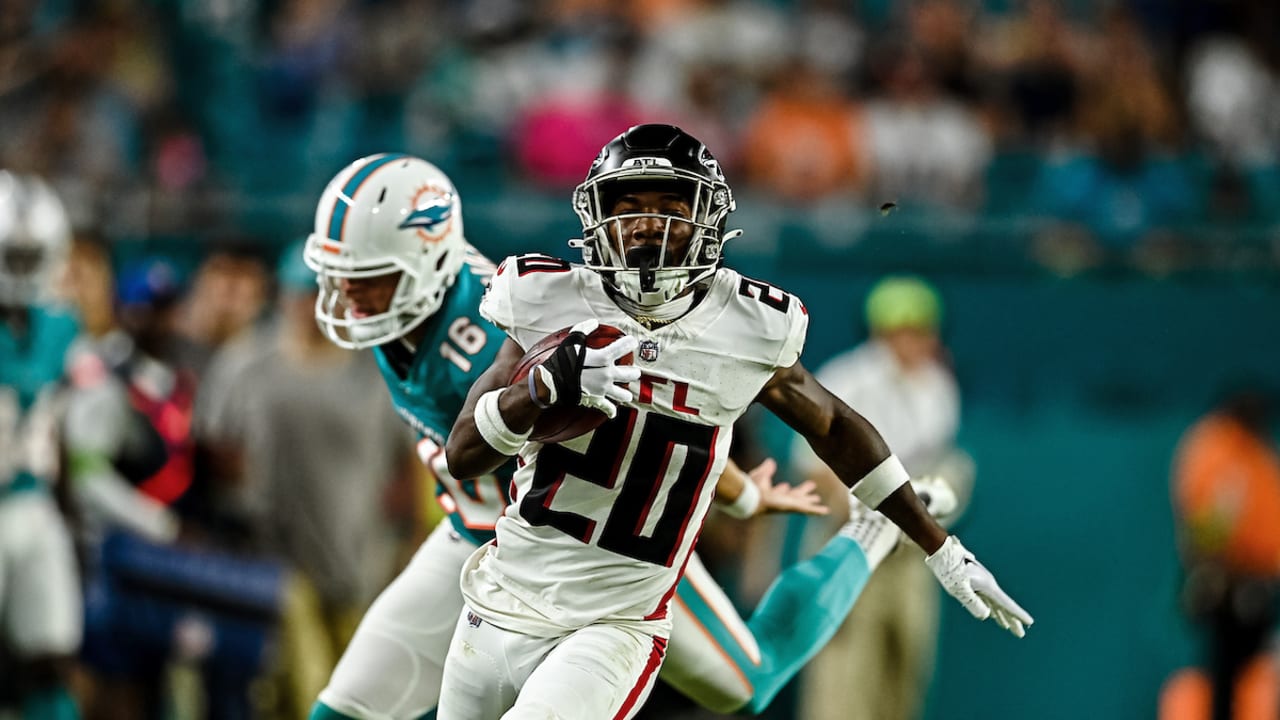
722, 475, 761, 519
475, 389, 530, 456
850, 455, 910, 509
528, 369, 552, 409
534, 364, 559, 406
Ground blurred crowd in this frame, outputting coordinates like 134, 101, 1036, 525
2, 0, 1280, 275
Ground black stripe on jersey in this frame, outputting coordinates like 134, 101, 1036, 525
515, 254, 572, 276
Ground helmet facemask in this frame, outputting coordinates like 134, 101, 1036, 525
574, 170, 733, 307
305, 238, 448, 349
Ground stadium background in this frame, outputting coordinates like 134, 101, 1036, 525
5, 0, 1280, 717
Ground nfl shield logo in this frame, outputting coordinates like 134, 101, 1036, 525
639, 339, 660, 363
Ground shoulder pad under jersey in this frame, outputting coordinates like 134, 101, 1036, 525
715, 268, 809, 369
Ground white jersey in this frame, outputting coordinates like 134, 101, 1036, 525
461, 254, 807, 636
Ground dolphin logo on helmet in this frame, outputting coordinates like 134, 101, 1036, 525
399, 189, 456, 243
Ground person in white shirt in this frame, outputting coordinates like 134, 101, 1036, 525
794, 274, 974, 720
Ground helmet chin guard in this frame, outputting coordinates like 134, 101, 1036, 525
571, 124, 737, 308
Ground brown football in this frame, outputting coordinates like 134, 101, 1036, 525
511, 323, 633, 443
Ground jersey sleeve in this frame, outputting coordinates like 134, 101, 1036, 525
479, 254, 578, 350
479, 256, 519, 334
728, 271, 809, 370
776, 294, 809, 368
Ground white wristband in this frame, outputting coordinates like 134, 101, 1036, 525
474, 389, 531, 456
721, 475, 761, 519
850, 455, 909, 509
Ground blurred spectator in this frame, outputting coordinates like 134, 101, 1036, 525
904, 0, 981, 101
793, 275, 971, 720
201, 242, 418, 718
793, 0, 865, 87
1183, 34, 1280, 227
1172, 388, 1280, 720
739, 57, 869, 203
184, 243, 274, 546
1076, 5, 1180, 151
861, 41, 993, 210
652, 64, 741, 175
629, 0, 787, 127
1028, 9, 1198, 272
1186, 36, 1280, 170
108, 254, 205, 515
56, 237, 196, 720
256, 0, 348, 125
512, 13, 647, 187
58, 234, 186, 540
975, 0, 1088, 146
179, 243, 271, 370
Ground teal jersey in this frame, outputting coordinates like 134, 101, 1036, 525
0, 305, 80, 494
371, 251, 511, 544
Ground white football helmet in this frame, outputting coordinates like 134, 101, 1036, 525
304, 153, 467, 349
0, 171, 71, 307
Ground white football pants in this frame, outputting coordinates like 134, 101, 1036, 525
0, 493, 81, 657
318, 522, 475, 718
437, 609, 665, 720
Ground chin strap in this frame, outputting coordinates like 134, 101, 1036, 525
627, 245, 661, 293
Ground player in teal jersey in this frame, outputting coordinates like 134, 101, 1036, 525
302, 154, 951, 720
303, 155, 516, 720
0, 172, 83, 720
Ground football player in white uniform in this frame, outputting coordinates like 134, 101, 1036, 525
0, 172, 83, 720
442, 124, 1033, 720
303, 153, 951, 720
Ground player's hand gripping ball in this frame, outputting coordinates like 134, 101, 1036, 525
511, 322, 635, 443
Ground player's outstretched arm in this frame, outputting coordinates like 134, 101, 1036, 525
758, 361, 1033, 637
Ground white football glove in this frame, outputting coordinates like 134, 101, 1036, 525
925, 536, 1034, 638
578, 320, 640, 418
535, 319, 640, 419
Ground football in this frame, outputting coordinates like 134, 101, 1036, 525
510, 323, 634, 443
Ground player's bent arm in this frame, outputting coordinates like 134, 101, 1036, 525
446, 337, 548, 478
758, 361, 946, 555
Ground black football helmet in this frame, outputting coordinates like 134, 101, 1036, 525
571, 124, 737, 306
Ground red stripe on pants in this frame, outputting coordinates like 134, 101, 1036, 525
613, 636, 668, 720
